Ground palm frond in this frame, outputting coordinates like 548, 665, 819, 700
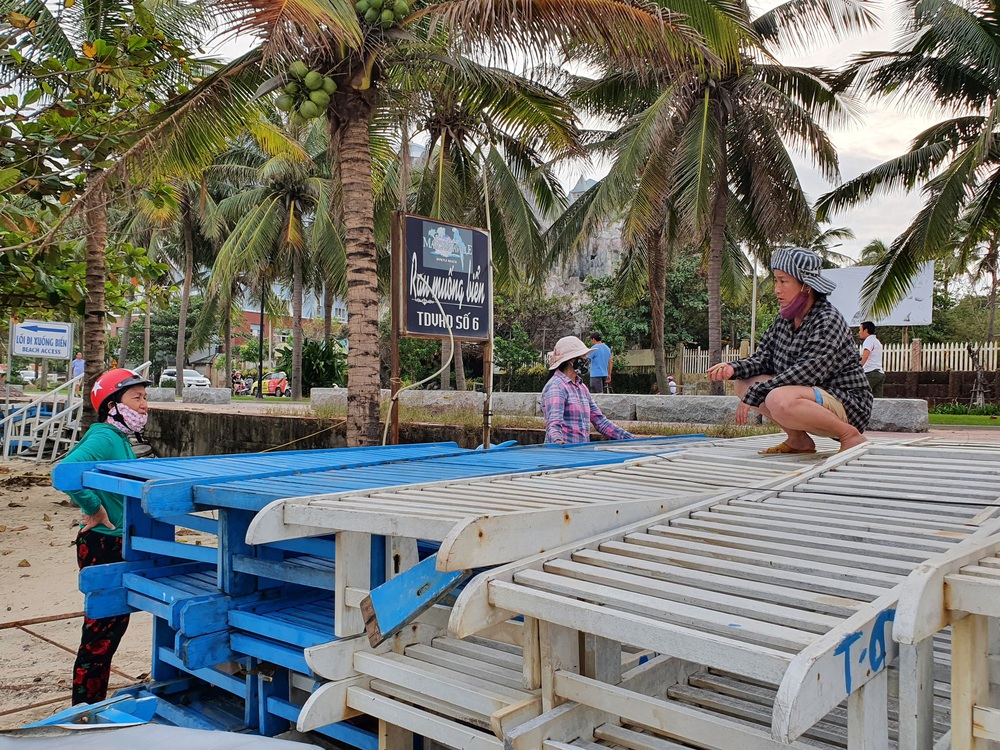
815, 141, 952, 219
670, 88, 721, 236
214, 0, 362, 62
753, 0, 877, 52
422, 0, 725, 76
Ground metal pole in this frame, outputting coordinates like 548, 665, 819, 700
480, 171, 494, 449
257, 276, 265, 400
5, 316, 14, 419
389, 211, 402, 445
750, 255, 758, 354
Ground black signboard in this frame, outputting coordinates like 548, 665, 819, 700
402, 214, 492, 341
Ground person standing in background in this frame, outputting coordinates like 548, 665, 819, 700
667, 375, 678, 395
543, 336, 633, 444
586, 332, 613, 394
71, 352, 85, 379
859, 321, 885, 397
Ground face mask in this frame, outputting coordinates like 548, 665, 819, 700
107, 402, 148, 434
779, 286, 811, 320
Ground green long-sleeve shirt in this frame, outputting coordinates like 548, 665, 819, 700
55, 422, 135, 538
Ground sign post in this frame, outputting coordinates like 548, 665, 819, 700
389, 212, 403, 445
4, 316, 14, 418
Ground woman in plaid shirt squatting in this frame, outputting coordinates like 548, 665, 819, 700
707, 247, 872, 455
541, 336, 634, 445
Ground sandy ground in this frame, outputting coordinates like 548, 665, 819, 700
1, 425, 998, 730
0, 465, 156, 728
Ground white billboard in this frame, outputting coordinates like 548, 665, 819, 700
825, 262, 934, 327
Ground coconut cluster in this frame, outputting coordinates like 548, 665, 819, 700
275, 61, 337, 124
355, 0, 411, 28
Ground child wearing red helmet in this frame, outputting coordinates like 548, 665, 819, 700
54, 367, 150, 704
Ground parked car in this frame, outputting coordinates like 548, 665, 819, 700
159, 368, 212, 388
251, 371, 289, 397
18, 369, 36, 383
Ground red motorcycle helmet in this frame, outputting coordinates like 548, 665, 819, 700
90, 368, 152, 413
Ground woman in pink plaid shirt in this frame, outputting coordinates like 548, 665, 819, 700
541, 336, 634, 445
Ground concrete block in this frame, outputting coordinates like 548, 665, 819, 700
491, 392, 539, 417
181, 387, 231, 405
146, 388, 177, 403
1, 385, 24, 399
311, 388, 347, 410
869, 398, 928, 433
634, 395, 761, 424
398, 390, 484, 415
592, 394, 635, 421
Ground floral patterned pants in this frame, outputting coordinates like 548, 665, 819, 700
72, 529, 130, 705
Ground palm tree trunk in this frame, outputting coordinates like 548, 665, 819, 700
707, 129, 728, 397
224, 305, 232, 392
646, 227, 668, 394
292, 250, 304, 400
454, 342, 466, 391
323, 284, 333, 344
143, 300, 151, 364
83, 180, 108, 427
118, 293, 133, 366
175, 190, 195, 398
440, 338, 452, 390
989, 265, 997, 343
337, 96, 381, 446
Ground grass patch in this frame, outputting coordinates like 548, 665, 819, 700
928, 414, 1000, 426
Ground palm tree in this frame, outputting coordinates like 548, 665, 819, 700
549, 0, 872, 394
0, 0, 214, 418
403, 60, 578, 389
214, 0, 744, 443
210, 120, 340, 400
816, 0, 1000, 317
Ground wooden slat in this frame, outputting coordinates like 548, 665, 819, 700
488, 581, 793, 684
596, 540, 888, 600
541, 558, 842, 634
346, 686, 502, 749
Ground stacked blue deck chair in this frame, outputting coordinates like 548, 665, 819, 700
51, 436, 702, 746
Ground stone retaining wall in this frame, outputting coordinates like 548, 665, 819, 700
311, 388, 928, 432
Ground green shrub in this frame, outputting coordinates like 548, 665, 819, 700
279, 339, 346, 395
160, 378, 176, 389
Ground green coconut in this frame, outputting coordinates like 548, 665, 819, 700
290, 110, 307, 126
380, 8, 394, 24
355, 0, 369, 11
321, 76, 337, 95
288, 60, 309, 79
364, 7, 379, 21
275, 93, 295, 112
299, 100, 320, 119
368, 0, 383, 10
392, 0, 408, 16
308, 89, 330, 108
303, 70, 324, 90
283, 81, 299, 96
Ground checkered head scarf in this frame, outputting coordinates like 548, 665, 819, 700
770, 247, 837, 295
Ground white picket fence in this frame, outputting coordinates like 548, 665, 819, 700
680, 341, 999, 374
680, 347, 742, 375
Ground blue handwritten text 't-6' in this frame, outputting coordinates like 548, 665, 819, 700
833, 608, 896, 694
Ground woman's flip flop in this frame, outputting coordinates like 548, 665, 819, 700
758, 442, 817, 455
